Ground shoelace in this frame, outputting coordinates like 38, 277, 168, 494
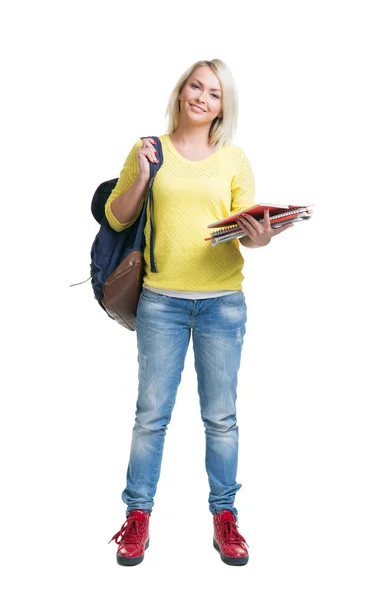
108, 516, 145, 546
220, 520, 249, 547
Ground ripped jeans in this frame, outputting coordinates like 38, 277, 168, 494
122, 287, 247, 518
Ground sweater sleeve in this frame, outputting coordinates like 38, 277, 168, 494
105, 139, 143, 231
230, 148, 256, 214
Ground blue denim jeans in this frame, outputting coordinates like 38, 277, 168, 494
122, 288, 247, 519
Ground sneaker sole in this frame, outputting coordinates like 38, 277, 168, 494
117, 539, 150, 566
213, 539, 249, 566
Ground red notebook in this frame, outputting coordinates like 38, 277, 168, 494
204, 203, 314, 245
207, 203, 313, 228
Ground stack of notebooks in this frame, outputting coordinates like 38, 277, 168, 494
205, 203, 314, 246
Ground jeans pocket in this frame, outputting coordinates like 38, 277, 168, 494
140, 288, 164, 302
221, 291, 246, 306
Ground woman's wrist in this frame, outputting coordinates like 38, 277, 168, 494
240, 236, 271, 248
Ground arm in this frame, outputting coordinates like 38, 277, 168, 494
230, 149, 257, 243
105, 138, 157, 231
231, 150, 293, 249
108, 174, 150, 227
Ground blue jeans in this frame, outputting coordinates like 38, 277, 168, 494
122, 288, 247, 519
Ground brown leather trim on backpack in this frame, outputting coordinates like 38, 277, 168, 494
102, 250, 143, 331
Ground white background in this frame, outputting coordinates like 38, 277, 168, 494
1, 0, 384, 598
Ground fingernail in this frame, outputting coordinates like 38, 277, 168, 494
154, 151, 158, 154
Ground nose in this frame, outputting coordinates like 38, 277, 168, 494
196, 90, 208, 104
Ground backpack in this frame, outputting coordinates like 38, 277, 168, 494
89, 135, 163, 329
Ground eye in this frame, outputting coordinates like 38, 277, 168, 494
190, 83, 220, 99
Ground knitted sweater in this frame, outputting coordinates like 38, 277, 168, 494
105, 133, 255, 291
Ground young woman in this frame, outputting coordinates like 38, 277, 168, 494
106, 58, 293, 567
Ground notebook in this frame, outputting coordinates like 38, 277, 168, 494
205, 203, 314, 246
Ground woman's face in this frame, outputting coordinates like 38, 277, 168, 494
178, 66, 223, 124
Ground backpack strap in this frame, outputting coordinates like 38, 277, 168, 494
135, 136, 163, 272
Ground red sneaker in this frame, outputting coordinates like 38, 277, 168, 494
109, 510, 150, 566
213, 510, 249, 566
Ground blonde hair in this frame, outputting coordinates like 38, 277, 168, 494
165, 58, 238, 148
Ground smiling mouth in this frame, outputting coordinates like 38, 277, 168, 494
190, 104, 206, 112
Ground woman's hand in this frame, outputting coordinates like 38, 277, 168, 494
137, 138, 159, 180
237, 208, 294, 247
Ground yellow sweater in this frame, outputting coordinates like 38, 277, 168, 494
105, 133, 255, 291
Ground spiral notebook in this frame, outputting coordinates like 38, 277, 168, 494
205, 203, 314, 246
